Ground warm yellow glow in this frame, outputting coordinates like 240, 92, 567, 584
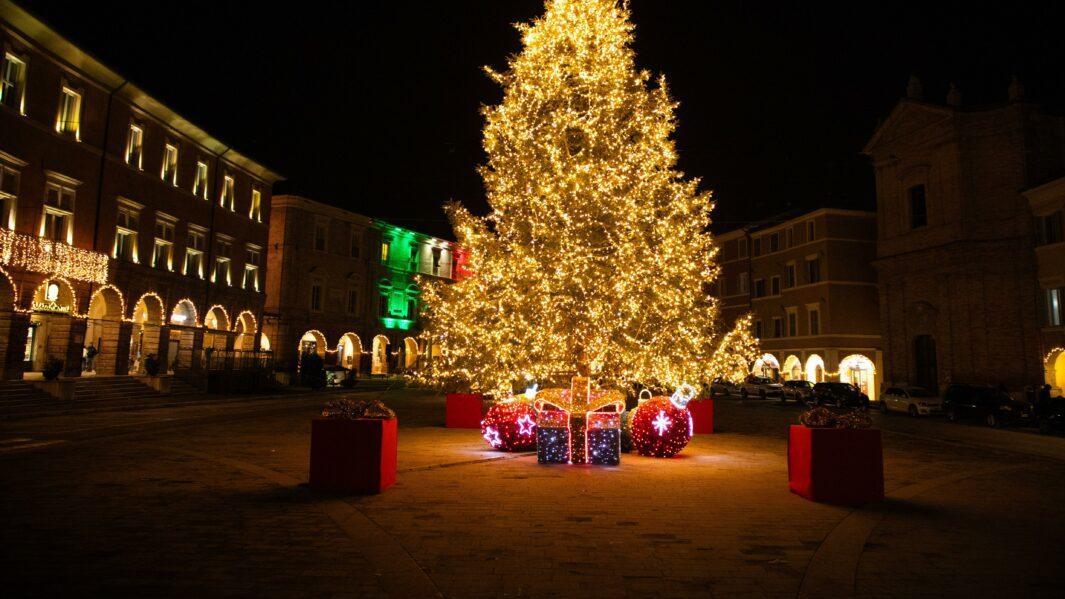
416, 0, 758, 395
0, 227, 109, 283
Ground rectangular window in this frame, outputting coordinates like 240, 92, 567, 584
784, 263, 796, 288
221, 175, 235, 210
806, 220, 815, 242
114, 207, 139, 263
310, 281, 323, 312
347, 289, 358, 314
770, 276, 780, 296
909, 185, 927, 228
806, 256, 821, 284
243, 247, 260, 291
431, 247, 442, 275
752, 237, 761, 257
772, 317, 783, 338
407, 298, 418, 319
193, 161, 209, 199
249, 189, 262, 222
753, 319, 763, 339
378, 294, 389, 317
0, 165, 18, 230
770, 233, 779, 253
753, 278, 765, 298
409, 243, 419, 271
737, 237, 748, 258
152, 218, 174, 270
126, 124, 144, 168
1047, 288, 1063, 327
213, 238, 232, 285
56, 86, 81, 138
785, 228, 793, 248
1, 53, 27, 112
42, 182, 74, 243
787, 308, 798, 337
185, 229, 205, 278
349, 230, 361, 258
738, 272, 749, 295
808, 306, 821, 336
1036, 212, 1064, 246
161, 143, 178, 185
314, 222, 327, 252
381, 241, 390, 263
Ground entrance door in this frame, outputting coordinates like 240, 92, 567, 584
914, 335, 938, 393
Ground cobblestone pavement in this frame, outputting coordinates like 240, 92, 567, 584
1, 391, 1063, 598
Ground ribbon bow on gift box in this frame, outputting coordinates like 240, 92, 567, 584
533, 376, 626, 465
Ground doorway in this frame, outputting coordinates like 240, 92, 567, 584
914, 335, 938, 392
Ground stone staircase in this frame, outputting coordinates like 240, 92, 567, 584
0, 380, 65, 417
71, 376, 166, 404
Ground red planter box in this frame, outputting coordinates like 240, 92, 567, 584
446, 393, 485, 428
788, 425, 883, 505
689, 399, 714, 434
310, 417, 397, 495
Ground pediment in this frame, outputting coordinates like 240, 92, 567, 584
863, 100, 955, 156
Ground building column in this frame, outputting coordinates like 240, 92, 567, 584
114, 321, 133, 375
156, 325, 173, 373
62, 318, 87, 378
0, 310, 30, 381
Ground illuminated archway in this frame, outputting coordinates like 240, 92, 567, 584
372, 335, 390, 375
27, 278, 77, 372
404, 337, 419, 370
805, 354, 825, 383
1046, 348, 1065, 393
259, 333, 271, 352
300, 330, 327, 357
752, 353, 780, 379
338, 333, 363, 371
85, 285, 126, 375
170, 299, 197, 326
782, 355, 802, 381
0, 265, 17, 310
203, 305, 230, 351
130, 293, 164, 374
839, 354, 876, 397
233, 311, 257, 351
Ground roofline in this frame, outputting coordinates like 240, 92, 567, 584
0, 0, 284, 183
716, 207, 876, 237
1023, 176, 1065, 201
862, 98, 956, 155
271, 194, 374, 225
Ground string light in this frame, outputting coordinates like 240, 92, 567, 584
0, 227, 108, 284
630, 395, 692, 458
414, 0, 759, 397
534, 377, 625, 465
480, 400, 538, 451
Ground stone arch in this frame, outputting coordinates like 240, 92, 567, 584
782, 355, 803, 381
27, 277, 78, 373
338, 332, 363, 371
32, 277, 76, 312
0, 265, 17, 310
233, 310, 257, 351
299, 330, 327, 358
259, 333, 271, 352
129, 293, 165, 374
372, 334, 390, 375
839, 353, 876, 398
203, 305, 230, 351
404, 336, 419, 369
85, 285, 126, 375
170, 299, 198, 326
752, 353, 780, 380
1046, 348, 1065, 394
805, 354, 825, 383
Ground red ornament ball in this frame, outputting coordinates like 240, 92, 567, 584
630, 396, 692, 458
480, 400, 538, 452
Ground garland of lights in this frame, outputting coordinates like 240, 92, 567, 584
532, 376, 625, 465
480, 400, 538, 452
629, 395, 693, 458
0, 227, 109, 284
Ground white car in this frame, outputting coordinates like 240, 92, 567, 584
740, 376, 784, 399
879, 386, 941, 416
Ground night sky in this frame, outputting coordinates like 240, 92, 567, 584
17, 1, 1065, 239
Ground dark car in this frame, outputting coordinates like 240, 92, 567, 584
1035, 397, 1065, 434
812, 382, 870, 409
780, 380, 814, 404
942, 384, 1030, 428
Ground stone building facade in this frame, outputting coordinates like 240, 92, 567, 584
1024, 176, 1065, 391
714, 208, 882, 396
262, 195, 459, 376
0, 2, 280, 380
863, 79, 1065, 392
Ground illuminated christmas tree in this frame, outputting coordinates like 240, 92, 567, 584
421, 0, 758, 395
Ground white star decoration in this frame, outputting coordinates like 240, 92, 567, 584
653, 410, 671, 436
516, 414, 536, 436
483, 426, 502, 448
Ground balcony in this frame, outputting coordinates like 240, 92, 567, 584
0, 227, 109, 283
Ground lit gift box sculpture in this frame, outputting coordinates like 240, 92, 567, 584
533, 376, 625, 466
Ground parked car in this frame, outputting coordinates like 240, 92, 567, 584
709, 378, 738, 397
740, 376, 783, 399
879, 386, 941, 416
1034, 397, 1065, 435
780, 380, 814, 404
942, 384, 1031, 427
813, 382, 870, 409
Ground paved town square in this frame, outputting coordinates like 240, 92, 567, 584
2, 391, 1063, 598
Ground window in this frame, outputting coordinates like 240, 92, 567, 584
161, 143, 178, 185
152, 218, 175, 270
184, 229, 205, 278
42, 181, 75, 243
737, 238, 748, 258
381, 240, 391, 263
193, 161, 209, 199
1047, 288, 1064, 327
213, 238, 232, 285
55, 86, 82, 139
785, 228, 793, 248
752, 237, 761, 257
1, 53, 27, 112
806, 220, 815, 242
243, 246, 261, 291
808, 305, 821, 336
221, 175, 235, 210
909, 185, 927, 228
314, 221, 327, 251
772, 317, 783, 338
407, 298, 418, 319
806, 256, 821, 284
769, 233, 779, 253
1036, 212, 1064, 246
249, 189, 262, 222
784, 263, 796, 288
378, 294, 389, 317
408, 243, 419, 271
114, 205, 140, 263
786, 308, 798, 337
753, 278, 765, 298
0, 164, 19, 230
738, 272, 749, 295
347, 289, 358, 314
770, 276, 780, 296
349, 230, 361, 258
431, 247, 442, 275
125, 124, 144, 168
310, 281, 323, 312
753, 319, 763, 339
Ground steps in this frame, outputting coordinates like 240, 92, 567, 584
71, 376, 166, 404
0, 380, 64, 416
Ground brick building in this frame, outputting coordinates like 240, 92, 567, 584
0, 1, 280, 380
864, 78, 1065, 392
714, 208, 882, 396
262, 195, 459, 376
